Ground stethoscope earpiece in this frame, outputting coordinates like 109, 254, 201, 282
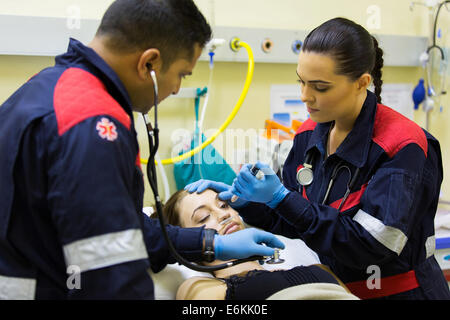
149, 70, 158, 93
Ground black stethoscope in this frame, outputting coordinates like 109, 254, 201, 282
143, 69, 263, 272
297, 148, 361, 211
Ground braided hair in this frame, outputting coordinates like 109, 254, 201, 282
302, 17, 384, 103
371, 36, 384, 103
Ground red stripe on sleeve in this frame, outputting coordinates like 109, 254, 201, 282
54, 68, 131, 136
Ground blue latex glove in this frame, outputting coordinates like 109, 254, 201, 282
184, 179, 249, 208
232, 162, 290, 208
214, 228, 285, 261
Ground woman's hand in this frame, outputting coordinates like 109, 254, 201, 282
184, 179, 249, 208
231, 162, 290, 208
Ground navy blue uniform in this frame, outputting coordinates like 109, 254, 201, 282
239, 91, 450, 299
0, 38, 204, 299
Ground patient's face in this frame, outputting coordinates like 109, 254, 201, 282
178, 190, 245, 235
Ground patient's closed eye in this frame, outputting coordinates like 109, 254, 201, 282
198, 214, 210, 223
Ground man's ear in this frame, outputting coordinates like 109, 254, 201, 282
137, 48, 162, 80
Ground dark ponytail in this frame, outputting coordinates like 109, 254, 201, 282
302, 17, 384, 103
371, 36, 384, 103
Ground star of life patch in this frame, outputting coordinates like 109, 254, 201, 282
96, 117, 118, 141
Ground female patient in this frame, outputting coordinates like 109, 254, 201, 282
153, 189, 358, 300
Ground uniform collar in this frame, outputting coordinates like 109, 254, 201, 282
305, 90, 378, 168
56, 38, 133, 115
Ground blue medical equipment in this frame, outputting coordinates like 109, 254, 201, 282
173, 88, 236, 190
412, 78, 426, 110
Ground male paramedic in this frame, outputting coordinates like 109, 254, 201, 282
0, 0, 284, 299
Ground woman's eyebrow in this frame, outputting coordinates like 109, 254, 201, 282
296, 70, 332, 84
191, 205, 207, 220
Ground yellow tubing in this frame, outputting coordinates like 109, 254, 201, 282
141, 40, 255, 166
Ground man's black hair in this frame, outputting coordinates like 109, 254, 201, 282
96, 0, 212, 70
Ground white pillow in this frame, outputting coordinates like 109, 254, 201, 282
150, 234, 320, 300
261, 234, 320, 271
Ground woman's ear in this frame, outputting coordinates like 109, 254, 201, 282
137, 48, 161, 80
356, 73, 372, 91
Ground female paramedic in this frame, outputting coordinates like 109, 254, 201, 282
186, 17, 450, 300
0, 0, 283, 299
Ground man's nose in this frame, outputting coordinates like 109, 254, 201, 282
172, 82, 181, 95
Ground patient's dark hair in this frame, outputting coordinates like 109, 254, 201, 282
302, 17, 384, 103
151, 189, 188, 226
96, 0, 212, 70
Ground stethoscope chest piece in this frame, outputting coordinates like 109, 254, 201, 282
297, 164, 314, 186
265, 249, 285, 264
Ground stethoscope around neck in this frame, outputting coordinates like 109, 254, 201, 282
297, 148, 361, 211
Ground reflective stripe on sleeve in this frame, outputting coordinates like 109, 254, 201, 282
63, 229, 149, 273
425, 235, 435, 259
0, 274, 36, 300
353, 210, 408, 255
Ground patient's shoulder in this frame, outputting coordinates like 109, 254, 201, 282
176, 276, 227, 300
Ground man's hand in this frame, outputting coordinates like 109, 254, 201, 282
214, 228, 285, 261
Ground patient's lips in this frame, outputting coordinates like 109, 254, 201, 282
223, 221, 240, 235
